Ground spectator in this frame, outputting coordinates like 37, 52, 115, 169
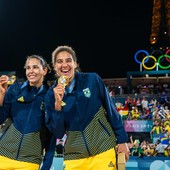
154, 139, 167, 156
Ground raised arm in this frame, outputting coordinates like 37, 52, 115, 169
0, 75, 9, 106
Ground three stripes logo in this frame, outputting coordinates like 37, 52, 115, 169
108, 161, 115, 168
17, 96, 24, 102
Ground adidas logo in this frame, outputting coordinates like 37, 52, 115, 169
108, 161, 115, 167
17, 96, 24, 102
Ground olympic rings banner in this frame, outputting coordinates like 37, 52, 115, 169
134, 49, 170, 71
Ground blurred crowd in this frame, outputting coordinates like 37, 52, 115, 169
113, 94, 170, 158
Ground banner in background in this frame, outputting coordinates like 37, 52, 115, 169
124, 120, 153, 132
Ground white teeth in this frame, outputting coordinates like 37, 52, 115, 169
62, 71, 68, 73
29, 75, 36, 78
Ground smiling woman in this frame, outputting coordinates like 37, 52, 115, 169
0, 55, 55, 170
45, 45, 130, 170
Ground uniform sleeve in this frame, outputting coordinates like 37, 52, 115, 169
45, 89, 66, 139
0, 86, 13, 124
95, 73, 128, 143
41, 130, 56, 170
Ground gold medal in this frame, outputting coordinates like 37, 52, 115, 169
58, 76, 69, 107
58, 76, 69, 87
7, 75, 16, 85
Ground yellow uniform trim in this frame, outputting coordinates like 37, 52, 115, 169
0, 156, 39, 170
64, 148, 117, 170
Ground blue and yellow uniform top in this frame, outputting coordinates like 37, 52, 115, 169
0, 81, 55, 170
45, 72, 128, 160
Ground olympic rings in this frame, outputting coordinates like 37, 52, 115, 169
165, 49, 170, 62
134, 49, 170, 70
151, 49, 164, 56
158, 54, 170, 69
142, 55, 157, 70
134, 50, 150, 64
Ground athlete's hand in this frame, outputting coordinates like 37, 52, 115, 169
0, 75, 9, 94
53, 84, 65, 110
117, 143, 130, 162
